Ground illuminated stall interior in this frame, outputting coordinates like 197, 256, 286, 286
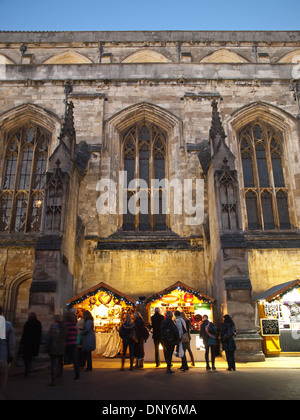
145, 281, 215, 333
255, 279, 300, 355
66, 282, 137, 333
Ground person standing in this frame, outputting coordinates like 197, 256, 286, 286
19, 312, 42, 377
119, 314, 136, 371
174, 310, 189, 371
133, 312, 146, 368
45, 312, 67, 386
64, 311, 80, 379
80, 310, 96, 372
200, 314, 217, 371
221, 314, 237, 371
151, 308, 164, 367
180, 312, 195, 367
0, 307, 15, 400
160, 311, 179, 373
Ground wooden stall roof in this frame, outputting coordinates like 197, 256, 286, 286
254, 279, 300, 302
145, 281, 215, 305
66, 282, 137, 306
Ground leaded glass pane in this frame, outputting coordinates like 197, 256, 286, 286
245, 191, 259, 230
0, 193, 12, 231
261, 191, 275, 229
277, 191, 290, 229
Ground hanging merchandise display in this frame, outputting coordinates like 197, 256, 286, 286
66, 282, 136, 357
255, 279, 300, 355
144, 281, 215, 362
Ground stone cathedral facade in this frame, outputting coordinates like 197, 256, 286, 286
0, 31, 300, 361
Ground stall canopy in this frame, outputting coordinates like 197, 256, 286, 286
145, 281, 215, 305
66, 282, 136, 309
254, 279, 300, 303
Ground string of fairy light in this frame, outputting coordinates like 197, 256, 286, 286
66, 284, 213, 309
66, 286, 136, 309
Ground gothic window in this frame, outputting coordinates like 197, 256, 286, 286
239, 121, 291, 230
0, 123, 50, 233
122, 122, 167, 232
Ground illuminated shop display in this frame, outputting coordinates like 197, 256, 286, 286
66, 282, 136, 333
256, 279, 300, 355
145, 281, 215, 333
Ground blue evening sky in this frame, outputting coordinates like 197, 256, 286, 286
0, 0, 299, 31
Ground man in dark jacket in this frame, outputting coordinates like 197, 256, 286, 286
160, 311, 179, 374
151, 308, 165, 367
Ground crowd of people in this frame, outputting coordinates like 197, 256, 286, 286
119, 308, 237, 374
0, 303, 237, 398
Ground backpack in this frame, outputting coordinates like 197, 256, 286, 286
161, 324, 176, 343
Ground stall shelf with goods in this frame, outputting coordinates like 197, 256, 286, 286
144, 281, 215, 362
255, 279, 300, 356
66, 282, 137, 358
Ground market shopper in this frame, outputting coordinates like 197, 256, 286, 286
180, 312, 195, 367
200, 314, 217, 371
151, 308, 164, 367
19, 312, 42, 377
119, 314, 136, 371
64, 311, 80, 379
80, 310, 96, 372
0, 307, 15, 400
133, 312, 146, 368
174, 310, 189, 371
45, 312, 67, 386
160, 311, 179, 373
220, 314, 237, 371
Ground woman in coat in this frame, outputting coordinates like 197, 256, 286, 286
119, 314, 135, 371
80, 310, 96, 372
220, 314, 237, 371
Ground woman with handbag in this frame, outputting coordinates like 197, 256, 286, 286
181, 312, 195, 367
119, 314, 136, 371
174, 311, 189, 371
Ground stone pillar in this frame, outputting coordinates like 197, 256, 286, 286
201, 100, 265, 362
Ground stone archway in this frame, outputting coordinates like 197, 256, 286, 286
4, 271, 32, 336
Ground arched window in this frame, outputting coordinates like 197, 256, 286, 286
239, 121, 291, 230
122, 122, 167, 232
0, 123, 50, 232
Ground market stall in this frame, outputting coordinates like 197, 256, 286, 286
144, 281, 215, 362
255, 279, 300, 355
66, 282, 136, 358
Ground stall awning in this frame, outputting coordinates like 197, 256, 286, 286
145, 281, 215, 305
254, 279, 300, 302
66, 282, 137, 307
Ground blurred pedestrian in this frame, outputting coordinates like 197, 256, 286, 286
0, 307, 15, 400
19, 312, 42, 376
160, 311, 179, 373
151, 308, 164, 367
80, 310, 96, 372
221, 314, 237, 371
45, 312, 67, 386
119, 314, 135, 371
64, 311, 80, 379
181, 312, 195, 367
